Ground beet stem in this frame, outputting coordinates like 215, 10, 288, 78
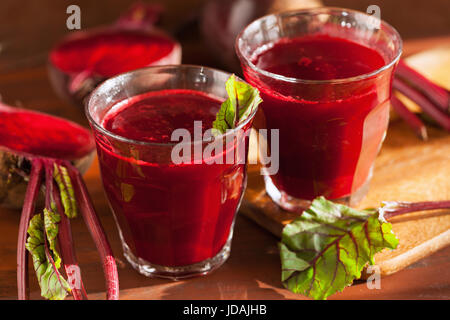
115, 1, 163, 29
393, 78, 450, 131
68, 70, 94, 95
391, 94, 428, 140
66, 162, 119, 300
396, 60, 450, 114
17, 158, 43, 300
383, 201, 450, 219
51, 173, 88, 300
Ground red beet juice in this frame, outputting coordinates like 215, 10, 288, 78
243, 35, 391, 201
96, 89, 249, 267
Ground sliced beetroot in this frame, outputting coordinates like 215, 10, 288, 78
0, 103, 94, 160
48, 2, 181, 107
50, 30, 177, 78
0, 102, 118, 300
0, 103, 95, 209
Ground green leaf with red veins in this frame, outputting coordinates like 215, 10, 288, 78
279, 196, 398, 300
212, 74, 262, 134
25, 211, 71, 300
53, 164, 78, 219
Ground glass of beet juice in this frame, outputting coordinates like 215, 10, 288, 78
86, 65, 257, 279
236, 7, 402, 210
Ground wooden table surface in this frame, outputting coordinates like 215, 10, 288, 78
0, 1, 449, 300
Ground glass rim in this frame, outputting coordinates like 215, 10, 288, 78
85, 64, 258, 147
235, 6, 403, 85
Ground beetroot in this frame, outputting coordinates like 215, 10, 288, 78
48, 2, 181, 107
0, 103, 119, 300
0, 103, 94, 208
0, 104, 94, 160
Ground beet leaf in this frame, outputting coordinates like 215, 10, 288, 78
279, 196, 398, 300
25, 211, 71, 300
212, 75, 262, 134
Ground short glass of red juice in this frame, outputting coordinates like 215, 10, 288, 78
86, 65, 257, 279
236, 7, 402, 210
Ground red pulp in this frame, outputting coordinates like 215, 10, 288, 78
243, 35, 390, 200
97, 89, 249, 266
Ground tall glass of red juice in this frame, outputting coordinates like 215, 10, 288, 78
236, 8, 402, 210
86, 65, 257, 279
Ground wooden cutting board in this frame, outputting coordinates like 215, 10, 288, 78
241, 47, 450, 277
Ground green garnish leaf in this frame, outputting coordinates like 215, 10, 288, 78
280, 196, 398, 300
53, 164, 78, 219
212, 74, 262, 134
43, 208, 62, 265
25, 212, 71, 300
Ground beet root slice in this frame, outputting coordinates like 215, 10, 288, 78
48, 2, 182, 107
0, 103, 119, 300
51, 167, 88, 300
0, 102, 95, 209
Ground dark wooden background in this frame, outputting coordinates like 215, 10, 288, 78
0, 0, 449, 299
1, 0, 449, 73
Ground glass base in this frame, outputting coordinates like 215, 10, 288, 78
120, 226, 234, 281
264, 172, 372, 212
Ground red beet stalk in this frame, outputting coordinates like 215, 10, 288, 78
17, 158, 118, 300
42, 164, 73, 298
17, 158, 43, 300
67, 162, 119, 300
396, 60, 450, 114
51, 177, 88, 300
382, 200, 450, 219
393, 78, 450, 131
391, 95, 428, 140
